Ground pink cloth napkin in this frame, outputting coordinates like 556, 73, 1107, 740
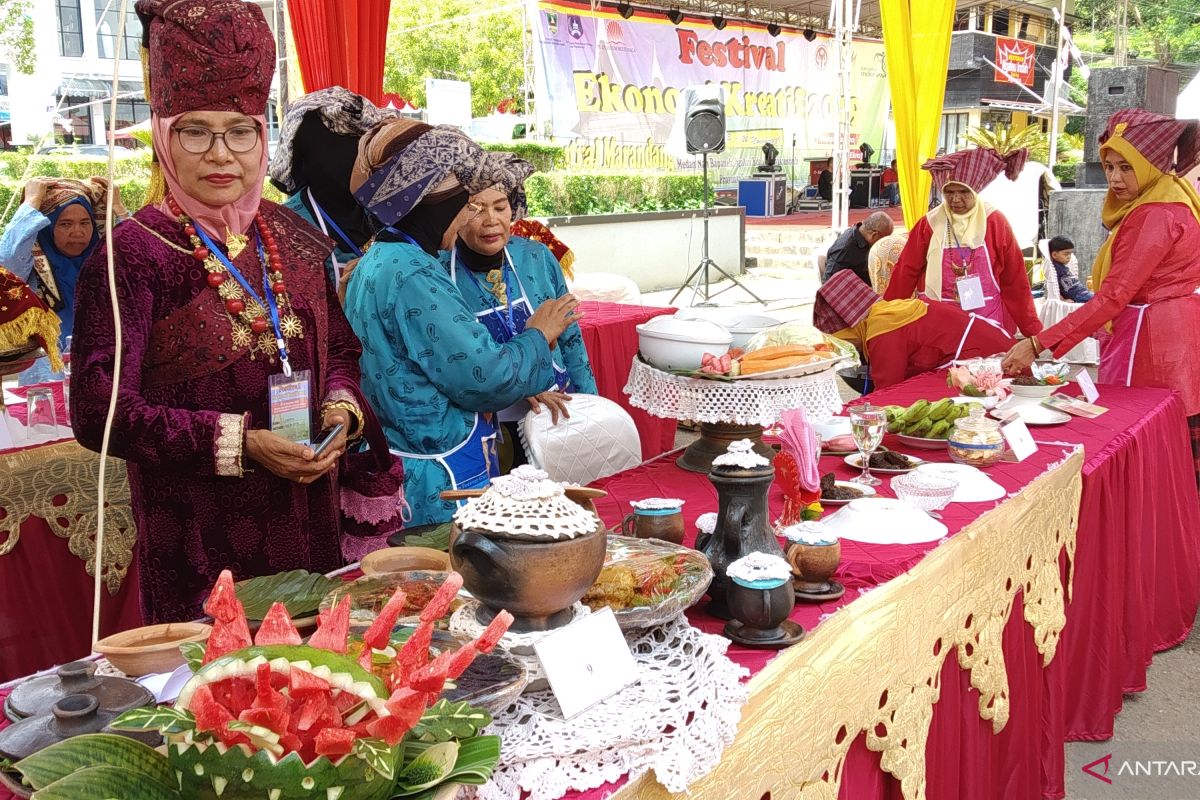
779, 408, 821, 493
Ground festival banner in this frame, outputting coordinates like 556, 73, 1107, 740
994, 37, 1037, 86
529, 0, 892, 187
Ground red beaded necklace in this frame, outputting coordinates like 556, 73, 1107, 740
166, 195, 304, 354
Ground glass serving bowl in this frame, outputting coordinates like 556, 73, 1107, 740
889, 472, 958, 515
947, 407, 1005, 467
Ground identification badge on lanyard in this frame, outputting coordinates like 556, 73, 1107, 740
957, 275, 986, 311
268, 369, 312, 444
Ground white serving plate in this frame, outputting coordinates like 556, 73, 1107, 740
820, 481, 877, 506
990, 401, 1071, 427
844, 452, 924, 474
894, 433, 949, 451
821, 498, 948, 544
915, 462, 1006, 503
1008, 383, 1062, 399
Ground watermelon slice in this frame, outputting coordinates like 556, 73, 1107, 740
363, 588, 409, 652
203, 569, 241, 621
476, 610, 514, 652
419, 573, 464, 623
294, 693, 331, 732
393, 622, 435, 685
288, 668, 331, 698
309, 595, 351, 653
406, 654, 451, 695
254, 602, 302, 646
252, 663, 288, 713
203, 615, 253, 665
190, 684, 248, 746
447, 643, 482, 680
314, 727, 356, 758
211, 676, 256, 716
366, 712, 412, 746
238, 706, 289, 735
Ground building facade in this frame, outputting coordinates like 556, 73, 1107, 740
939, 0, 1065, 154
5, 0, 277, 149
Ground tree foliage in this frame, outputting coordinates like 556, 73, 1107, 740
1073, 0, 1200, 67
0, 0, 35, 75
961, 124, 1051, 163
384, 0, 525, 117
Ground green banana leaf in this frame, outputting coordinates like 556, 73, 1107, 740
16, 735, 177, 794
31, 764, 181, 800
402, 523, 453, 551
398, 734, 502, 796
110, 706, 196, 735
235, 569, 340, 620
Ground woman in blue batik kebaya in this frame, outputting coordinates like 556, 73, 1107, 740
441, 186, 597, 466
342, 119, 582, 525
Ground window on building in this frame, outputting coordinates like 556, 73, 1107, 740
953, 9, 972, 31
59, 97, 94, 144
981, 109, 1013, 130
96, 7, 143, 60
57, 0, 84, 58
1017, 14, 1030, 39
938, 112, 970, 155
991, 9, 1010, 36
102, 98, 151, 133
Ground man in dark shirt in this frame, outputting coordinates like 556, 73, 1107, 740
822, 211, 894, 285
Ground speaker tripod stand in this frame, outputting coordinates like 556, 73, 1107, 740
671, 151, 767, 306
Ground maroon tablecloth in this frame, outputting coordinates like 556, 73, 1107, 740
4, 381, 68, 430
573, 371, 1200, 800
576, 301, 676, 460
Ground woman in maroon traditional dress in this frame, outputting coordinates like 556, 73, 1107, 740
70, 0, 365, 622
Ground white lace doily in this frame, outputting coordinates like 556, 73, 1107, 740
712, 438, 770, 469
630, 497, 684, 510
625, 357, 843, 426
463, 616, 749, 800
454, 466, 598, 540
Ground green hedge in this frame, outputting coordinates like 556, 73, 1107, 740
0, 154, 708, 229
481, 142, 565, 173
1052, 161, 1078, 186
525, 172, 712, 216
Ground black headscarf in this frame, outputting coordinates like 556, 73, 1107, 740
375, 189, 468, 257
292, 113, 374, 250
453, 235, 504, 273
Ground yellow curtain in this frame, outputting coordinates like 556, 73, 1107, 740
880, 0, 954, 230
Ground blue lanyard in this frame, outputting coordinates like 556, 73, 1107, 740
194, 225, 292, 376
459, 248, 517, 335
308, 194, 362, 258
383, 227, 422, 250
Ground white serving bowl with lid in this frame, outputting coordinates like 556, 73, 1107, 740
677, 308, 784, 349
636, 315, 733, 371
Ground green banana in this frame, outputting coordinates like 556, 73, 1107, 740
902, 399, 930, 424
905, 417, 933, 437
887, 417, 905, 434
926, 398, 955, 421
928, 419, 952, 439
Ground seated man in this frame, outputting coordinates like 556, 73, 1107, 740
1046, 235, 1094, 303
817, 168, 832, 202
812, 270, 1015, 389
881, 159, 899, 206
822, 211, 894, 285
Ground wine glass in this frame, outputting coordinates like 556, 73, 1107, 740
850, 405, 887, 486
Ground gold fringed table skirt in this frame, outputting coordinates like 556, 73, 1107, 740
614, 449, 1083, 800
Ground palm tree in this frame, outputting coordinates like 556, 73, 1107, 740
960, 124, 1051, 163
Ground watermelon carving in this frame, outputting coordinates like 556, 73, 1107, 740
131, 569, 511, 799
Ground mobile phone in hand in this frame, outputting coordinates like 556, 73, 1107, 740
311, 422, 345, 458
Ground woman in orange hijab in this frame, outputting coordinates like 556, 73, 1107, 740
1002, 109, 1200, 484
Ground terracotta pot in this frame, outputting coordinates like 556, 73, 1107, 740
621, 509, 685, 545
450, 521, 607, 633
785, 540, 842, 592
726, 579, 795, 641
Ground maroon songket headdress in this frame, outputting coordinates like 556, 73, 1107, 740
922, 147, 1028, 193
1100, 109, 1200, 175
135, 0, 275, 117
812, 270, 880, 333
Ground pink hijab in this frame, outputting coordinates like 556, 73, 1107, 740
152, 113, 269, 240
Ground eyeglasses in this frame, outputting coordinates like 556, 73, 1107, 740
172, 125, 261, 154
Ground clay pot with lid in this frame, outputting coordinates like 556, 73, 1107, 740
0, 693, 159, 764
6, 660, 153, 721
448, 467, 608, 633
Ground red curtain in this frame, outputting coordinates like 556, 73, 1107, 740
286, 0, 390, 105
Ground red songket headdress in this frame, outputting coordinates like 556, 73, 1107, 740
0, 267, 64, 371
510, 219, 576, 280
136, 0, 275, 239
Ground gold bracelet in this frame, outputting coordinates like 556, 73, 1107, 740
1029, 336, 1041, 354
321, 400, 364, 440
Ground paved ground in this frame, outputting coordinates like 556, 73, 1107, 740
657, 269, 1200, 798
